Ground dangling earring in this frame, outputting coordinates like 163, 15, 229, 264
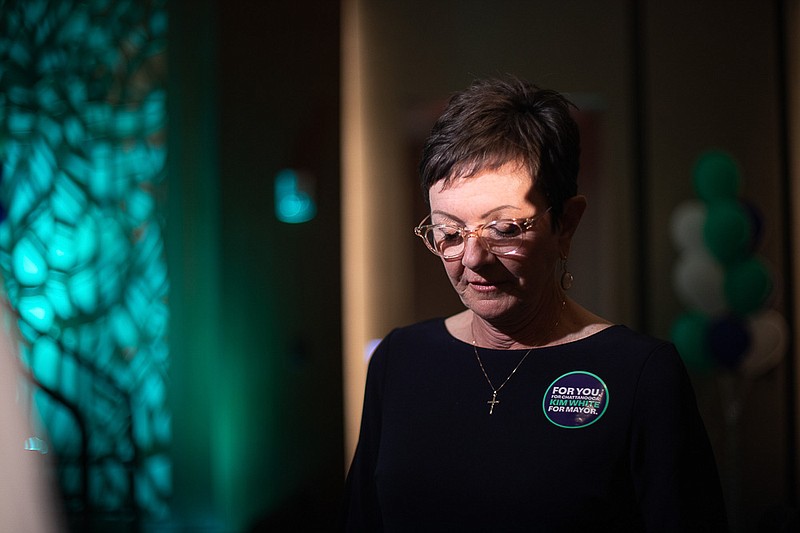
560, 256, 574, 291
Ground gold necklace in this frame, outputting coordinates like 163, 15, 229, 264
472, 300, 566, 415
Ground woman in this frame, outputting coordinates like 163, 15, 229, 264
342, 76, 728, 532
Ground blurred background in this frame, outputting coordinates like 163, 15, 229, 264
0, 0, 798, 531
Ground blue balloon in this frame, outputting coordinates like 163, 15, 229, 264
707, 315, 750, 369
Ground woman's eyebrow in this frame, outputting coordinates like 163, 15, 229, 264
479, 205, 521, 218
430, 210, 462, 223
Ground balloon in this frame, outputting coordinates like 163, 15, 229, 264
669, 200, 707, 251
707, 315, 750, 369
703, 199, 753, 264
740, 309, 787, 377
724, 256, 773, 315
672, 249, 726, 314
670, 311, 713, 371
692, 150, 741, 202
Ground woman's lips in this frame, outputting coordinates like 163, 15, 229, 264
468, 280, 502, 292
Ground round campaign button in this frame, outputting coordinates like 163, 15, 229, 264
542, 371, 609, 429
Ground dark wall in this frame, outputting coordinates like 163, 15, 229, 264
169, 1, 343, 530
216, 1, 343, 529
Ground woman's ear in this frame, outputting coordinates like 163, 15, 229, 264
559, 195, 587, 255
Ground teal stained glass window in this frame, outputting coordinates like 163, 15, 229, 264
0, 0, 170, 521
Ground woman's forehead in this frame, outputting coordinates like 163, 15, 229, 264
431, 164, 534, 199
428, 166, 545, 220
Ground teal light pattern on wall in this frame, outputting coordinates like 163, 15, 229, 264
0, 0, 169, 519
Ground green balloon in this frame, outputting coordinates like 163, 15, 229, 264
670, 311, 713, 371
724, 256, 773, 315
703, 199, 753, 265
692, 150, 741, 202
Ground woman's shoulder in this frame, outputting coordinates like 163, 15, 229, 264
367, 317, 462, 378
391, 316, 448, 336
582, 323, 668, 345
377, 316, 456, 352
560, 302, 671, 353
566, 324, 677, 361
557, 324, 689, 390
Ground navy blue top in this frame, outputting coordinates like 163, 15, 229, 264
342, 320, 728, 532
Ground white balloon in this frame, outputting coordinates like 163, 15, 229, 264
740, 309, 788, 378
672, 249, 726, 314
669, 200, 707, 251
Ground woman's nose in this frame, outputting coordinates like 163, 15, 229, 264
460, 234, 493, 268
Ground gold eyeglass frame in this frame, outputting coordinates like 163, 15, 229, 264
413, 206, 552, 260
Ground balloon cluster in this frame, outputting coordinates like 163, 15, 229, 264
669, 150, 787, 376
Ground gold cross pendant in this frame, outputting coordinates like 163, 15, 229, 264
487, 391, 500, 415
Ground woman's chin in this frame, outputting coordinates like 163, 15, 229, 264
463, 297, 517, 322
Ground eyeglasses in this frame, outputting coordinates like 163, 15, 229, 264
413, 207, 552, 260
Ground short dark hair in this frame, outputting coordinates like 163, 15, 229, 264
419, 76, 580, 227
